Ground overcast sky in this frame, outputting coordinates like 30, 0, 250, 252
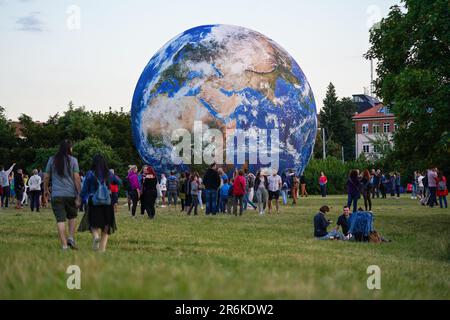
0, 0, 400, 121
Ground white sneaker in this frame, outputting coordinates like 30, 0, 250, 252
92, 237, 100, 251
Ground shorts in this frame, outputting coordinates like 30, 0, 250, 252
51, 197, 78, 223
111, 192, 119, 205
268, 190, 280, 200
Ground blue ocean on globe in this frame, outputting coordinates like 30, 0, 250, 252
131, 24, 317, 175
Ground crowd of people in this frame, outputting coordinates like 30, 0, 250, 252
0, 139, 447, 250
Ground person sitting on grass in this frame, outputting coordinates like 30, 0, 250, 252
313, 205, 345, 240
336, 206, 351, 238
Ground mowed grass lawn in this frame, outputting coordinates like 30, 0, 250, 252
0, 195, 449, 300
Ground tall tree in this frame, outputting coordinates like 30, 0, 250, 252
318, 83, 357, 160
366, 0, 450, 174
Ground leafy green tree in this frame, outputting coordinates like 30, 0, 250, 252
366, 0, 450, 175
73, 137, 122, 172
0, 106, 18, 167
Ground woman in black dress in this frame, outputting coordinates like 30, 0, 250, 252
141, 166, 158, 219
80, 154, 118, 252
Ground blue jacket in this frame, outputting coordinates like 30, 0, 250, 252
220, 184, 231, 198
81, 170, 120, 204
348, 211, 374, 237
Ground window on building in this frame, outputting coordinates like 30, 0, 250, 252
373, 144, 380, 153
373, 123, 380, 134
383, 122, 391, 133
394, 123, 398, 131
362, 124, 369, 134
363, 145, 370, 153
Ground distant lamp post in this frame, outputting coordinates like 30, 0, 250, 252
318, 127, 326, 160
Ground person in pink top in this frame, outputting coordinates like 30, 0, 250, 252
127, 165, 140, 218
319, 172, 328, 198
232, 169, 247, 216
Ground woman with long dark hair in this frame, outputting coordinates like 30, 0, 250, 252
79, 154, 118, 252
187, 173, 199, 215
44, 139, 82, 250
141, 166, 158, 219
361, 169, 372, 211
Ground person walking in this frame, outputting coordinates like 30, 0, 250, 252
243, 169, 256, 210
300, 173, 308, 197
160, 173, 167, 208
319, 172, 328, 197
167, 171, 179, 211
187, 174, 199, 216
395, 173, 401, 199
79, 155, 118, 252
361, 170, 372, 211
127, 166, 141, 218
44, 140, 81, 250
411, 171, 418, 200
268, 169, 282, 214
141, 166, 159, 219
417, 171, 425, 199
347, 169, 362, 213
437, 171, 448, 209
203, 163, 221, 215
179, 173, 186, 212
389, 173, 396, 198
14, 169, 25, 209
255, 170, 269, 215
0, 163, 16, 208
28, 169, 42, 212
280, 172, 289, 206
232, 170, 246, 216
291, 174, 299, 205
427, 168, 438, 207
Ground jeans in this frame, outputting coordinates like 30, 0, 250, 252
219, 196, 228, 213
204, 189, 217, 215
256, 188, 268, 213
439, 196, 448, 208
187, 195, 198, 215
318, 230, 345, 240
197, 190, 203, 208
428, 187, 437, 207
1, 186, 10, 208
233, 195, 244, 216
30, 190, 40, 212
167, 191, 178, 206
281, 190, 288, 205
320, 184, 327, 197
243, 192, 257, 210
412, 183, 417, 198
347, 193, 359, 213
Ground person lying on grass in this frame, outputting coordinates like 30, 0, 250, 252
313, 205, 345, 240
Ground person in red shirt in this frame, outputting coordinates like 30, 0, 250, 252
109, 169, 122, 214
437, 171, 448, 209
319, 172, 328, 197
232, 169, 247, 216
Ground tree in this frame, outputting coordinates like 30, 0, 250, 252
318, 83, 357, 160
73, 137, 121, 172
366, 0, 450, 175
0, 106, 17, 166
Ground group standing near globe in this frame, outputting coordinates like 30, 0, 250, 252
0, 139, 447, 252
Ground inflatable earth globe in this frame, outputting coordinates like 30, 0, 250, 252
131, 24, 317, 175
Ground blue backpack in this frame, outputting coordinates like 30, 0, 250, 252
92, 177, 111, 206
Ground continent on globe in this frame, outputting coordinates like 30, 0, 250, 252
131, 24, 317, 175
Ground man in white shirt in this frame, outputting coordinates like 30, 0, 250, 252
0, 163, 16, 208
28, 169, 42, 212
267, 169, 282, 214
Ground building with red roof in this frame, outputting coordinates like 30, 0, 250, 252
352, 103, 396, 159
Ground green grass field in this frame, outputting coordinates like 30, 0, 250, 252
0, 195, 449, 300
